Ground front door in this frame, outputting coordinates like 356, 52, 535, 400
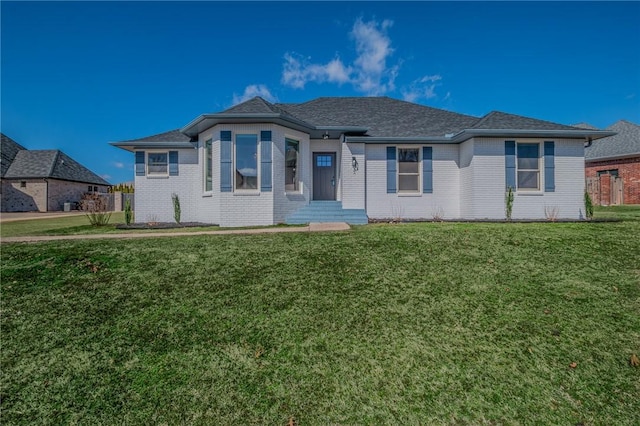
313, 153, 336, 200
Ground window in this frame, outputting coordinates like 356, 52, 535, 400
20, 181, 26, 188
398, 148, 420, 192
147, 152, 168, 176
235, 134, 258, 190
597, 169, 619, 177
285, 138, 299, 191
204, 139, 213, 192
517, 143, 540, 190
316, 155, 332, 167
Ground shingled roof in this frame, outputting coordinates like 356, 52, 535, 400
585, 120, 640, 161
276, 97, 479, 137
1, 134, 109, 185
124, 96, 612, 144
1, 134, 26, 177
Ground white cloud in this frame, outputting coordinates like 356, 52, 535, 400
282, 53, 352, 89
280, 18, 447, 102
112, 161, 125, 169
625, 93, 636, 100
101, 174, 112, 180
232, 84, 277, 105
401, 75, 444, 103
281, 18, 398, 96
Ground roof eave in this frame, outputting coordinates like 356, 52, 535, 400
450, 129, 616, 143
110, 141, 197, 152
344, 136, 450, 143
180, 113, 315, 137
585, 152, 640, 163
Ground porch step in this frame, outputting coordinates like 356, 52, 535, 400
286, 201, 368, 225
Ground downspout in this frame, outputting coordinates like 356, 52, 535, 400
44, 178, 49, 212
584, 137, 593, 148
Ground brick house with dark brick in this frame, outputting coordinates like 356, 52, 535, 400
583, 120, 640, 205
1, 134, 110, 212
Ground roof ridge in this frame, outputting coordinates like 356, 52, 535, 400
48, 150, 61, 177
611, 119, 640, 129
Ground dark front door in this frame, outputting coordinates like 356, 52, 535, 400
313, 153, 336, 200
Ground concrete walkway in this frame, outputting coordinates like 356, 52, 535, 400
1, 222, 351, 244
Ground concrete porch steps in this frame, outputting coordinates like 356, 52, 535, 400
285, 201, 368, 225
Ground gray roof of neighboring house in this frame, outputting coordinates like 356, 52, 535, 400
585, 120, 640, 161
1, 133, 27, 177
573, 122, 599, 130
3, 145, 110, 186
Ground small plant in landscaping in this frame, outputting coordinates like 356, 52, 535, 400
79, 193, 112, 226
390, 201, 405, 223
146, 214, 159, 226
431, 206, 445, 221
124, 198, 133, 226
172, 193, 181, 224
544, 205, 560, 222
584, 191, 594, 220
505, 186, 514, 220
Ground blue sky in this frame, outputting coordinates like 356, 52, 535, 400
2, 1, 639, 184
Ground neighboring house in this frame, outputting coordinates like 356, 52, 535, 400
582, 120, 640, 205
111, 97, 612, 226
1, 134, 110, 212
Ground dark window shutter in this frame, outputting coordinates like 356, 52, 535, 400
260, 131, 272, 192
423, 146, 433, 193
260, 130, 272, 142
544, 141, 555, 192
505, 141, 516, 190
386, 146, 396, 193
220, 131, 232, 192
169, 151, 178, 176
135, 151, 145, 176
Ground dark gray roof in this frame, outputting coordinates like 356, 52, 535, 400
124, 96, 612, 145
585, 120, 640, 161
573, 122, 599, 130
471, 111, 581, 131
276, 97, 479, 137
1, 133, 27, 177
118, 129, 194, 143
4, 149, 109, 185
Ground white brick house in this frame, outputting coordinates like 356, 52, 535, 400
112, 97, 613, 226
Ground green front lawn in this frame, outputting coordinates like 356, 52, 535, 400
1, 212, 220, 238
2, 220, 639, 424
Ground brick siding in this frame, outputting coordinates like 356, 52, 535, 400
585, 156, 640, 204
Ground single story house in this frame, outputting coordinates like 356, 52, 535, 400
112, 97, 612, 226
582, 120, 639, 205
1, 133, 110, 212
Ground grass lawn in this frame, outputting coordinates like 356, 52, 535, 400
1, 212, 639, 424
0, 212, 220, 238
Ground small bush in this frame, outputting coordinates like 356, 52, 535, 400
505, 186, 514, 220
172, 193, 181, 224
584, 191, 594, 220
80, 193, 112, 226
124, 198, 133, 225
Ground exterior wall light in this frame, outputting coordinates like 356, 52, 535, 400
352, 156, 359, 173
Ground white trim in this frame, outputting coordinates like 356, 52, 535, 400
234, 133, 260, 192
203, 138, 213, 194
146, 150, 169, 177
397, 146, 421, 194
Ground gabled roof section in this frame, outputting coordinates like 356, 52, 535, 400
110, 129, 196, 152
471, 111, 582, 131
4, 149, 109, 185
573, 122, 599, 130
222, 97, 283, 114
1, 133, 27, 177
277, 97, 479, 137
586, 120, 640, 161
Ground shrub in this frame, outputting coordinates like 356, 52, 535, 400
172, 193, 181, 224
80, 193, 112, 226
505, 186, 514, 220
584, 191, 594, 220
124, 198, 133, 226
